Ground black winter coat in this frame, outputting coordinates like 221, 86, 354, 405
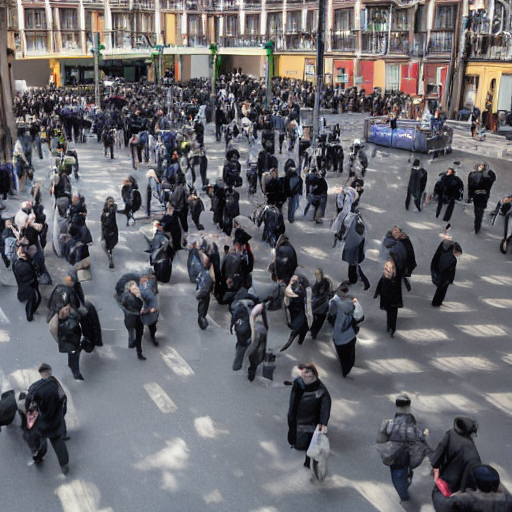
429, 416, 481, 493
407, 166, 427, 199
375, 275, 403, 309
274, 240, 297, 284
101, 206, 118, 251
287, 377, 331, 450
13, 257, 38, 301
431, 241, 458, 286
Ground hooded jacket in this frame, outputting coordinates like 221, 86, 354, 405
431, 240, 458, 286
429, 416, 481, 493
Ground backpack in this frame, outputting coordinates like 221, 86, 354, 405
4, 236, 17, 263
224, 191, 239, 218
468, 170, 483, 191
131, 189, 142, 213
231, 302, 251, 343
195, 269, 213, 299
354, 214, 365, 236
0, 390, 17, 426
187, 248, 203, 283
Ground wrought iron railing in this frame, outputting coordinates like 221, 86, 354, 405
274, 32, 316, 51
362, 32, 387, 54
428, 31, 453, 53
388, 31, 409, 54
331, 30, 356, 51
219, 34, 265, 47
186, 34, 207, 46
466, 33, 512, 61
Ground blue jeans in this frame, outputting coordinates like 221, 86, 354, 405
390, 466, 410, 501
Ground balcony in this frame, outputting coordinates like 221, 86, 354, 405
331, 30, 356, 52
133, 0, 155, 9
160, 0, 184, 9
388, 31, 409, 54
59, 30, 83, 53
219, 34, 265, 47
409, 33, 426, 57
244, 1, 262, 10
82, 0, 105, 4
275, 32, 316, 51
466, 33, 512, 61
223, 0, 240, 10
187, 34, 207, 47
109, 0, 129, 8
428, 30, 453, 53
25, 30, 50, 55
109, 30, 157, 51
362, 32, 387, 54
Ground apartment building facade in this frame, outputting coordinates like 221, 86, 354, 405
6, 0, 462, 107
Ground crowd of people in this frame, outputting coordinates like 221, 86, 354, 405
0, 72, 510, 509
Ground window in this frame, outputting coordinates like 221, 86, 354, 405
386, 63, 400, 91
112, 14, 129, 30
435, 5, 456, 30
392, 8, 408, 31
334, 9, 352, 32
226, 15, 238, 36
286, 11, 301, 33
366, 7, 389, 32
188, 14, 202, 35
60, 9, 78, 30
267, 12, 282, 35
25, 9, 46, 30
245, 14, 259, 35
306, 10, 318, 32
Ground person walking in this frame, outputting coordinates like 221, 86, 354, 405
195, 253, 213, 330
100, 196, 118, 269
435, 168, 464, 222
431, 237, 462, 307
13, 246, 41, 322
374, 259, 403, 337
310, 269, 333, 340
287, 362, 331, 469
328, 281, 364, 377
120, 281, 146, 360
376, 394, 429, 503
22, 363, 70, 474
429, 416, 481, 495
139, 274, 159, 347
246, 302, 268, 382
467, 163, 496, 234
405, 159, 428, 212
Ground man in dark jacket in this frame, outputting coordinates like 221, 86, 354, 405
467, 163, 496, 234
430, 416, 481, 495
287, 362, 331, 468
23, 363, 69, 474
406, 159, 428, 212
435, 168, 464, 222
431, 239, 462, 307
13, 247, 41, 321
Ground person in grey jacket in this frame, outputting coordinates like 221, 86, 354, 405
139, 275, 159, 347
328, 280, 364, 377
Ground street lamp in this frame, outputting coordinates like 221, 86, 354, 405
312, 0, 325, 150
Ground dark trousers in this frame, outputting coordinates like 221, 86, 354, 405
334, 338, 356, 377
232, 341, 249, 371
436, 198, 455, 221
390, 465, 411, 501
197, 296, 210, 326
310, 313, 326, 339
405, 191, 422, 212
127, 319, 144, 354
348, 264, 370, 289
67, 350, 80, 376
248, 333, 267, 379
278, 133, 285, 152
474, 205, 485, 233
386, 307, 398, 334
104, 143, 114, 159
146, 322, 157, 339
24, 288, 41, 321
289, 321, 309, 346
32, 433, 69, 468
432, 281, 451, 307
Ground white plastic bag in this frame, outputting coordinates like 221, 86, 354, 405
307, 426, 330, 482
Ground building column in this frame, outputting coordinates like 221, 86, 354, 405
53, 7, 61, 53
46, 0, 54, 53
181, 9, 187, 45
326, 0, 333, 52
155, 0, 162, 45
104, 0, 112, 51
240, 0, 245, 36
79, 0, 86, 55
261, 0, 266, 37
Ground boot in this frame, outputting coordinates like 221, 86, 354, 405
108, 250, 114, 269
137, 351, 146, 360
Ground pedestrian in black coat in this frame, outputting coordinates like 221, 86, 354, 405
405, 159, 427, 212
22, 363, 69, 474
271, 234, 297, 284
310, 269, 333, 339
429, 416, 481, 494
435, 168, 464, 222
431, 238, 462, 307
467, 164, 496, 234
287, 363, 331, 468
120, 281, 146, 360
13, 248, 41, 321
374, 259, 403, 337
101, 196, 118, 269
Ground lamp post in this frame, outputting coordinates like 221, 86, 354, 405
264, 41, 274, 108
312, 0, 325, 150
209, 43, 219, 126
91, 32, 105, 108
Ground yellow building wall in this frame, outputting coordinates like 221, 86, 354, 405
373, 60, 385, 89
49, 59, 61, 87
278, 55, 307, 80
165, 14, 176, 46
466, 62, 512, 112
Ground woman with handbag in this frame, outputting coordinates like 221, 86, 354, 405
287, 363, 331, 469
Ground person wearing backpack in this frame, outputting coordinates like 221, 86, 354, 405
328, 280, 364, 377
121, 175, 141, 226
222, 186, 240, 236
283, 159, 303, 223
230, 299, 253, 370
467, 163, 496, 234
435, 168, 464, 222
341, 212, 370, 290
376, 394, 429, 503
431, 237, 463, 307
195, 253, 213, 330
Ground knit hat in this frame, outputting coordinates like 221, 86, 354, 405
38, 363, 52, 374
395, 394, 411, 408
472, 465, 500, 493
413, 159, 420, 167
336, 280, 350, 298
